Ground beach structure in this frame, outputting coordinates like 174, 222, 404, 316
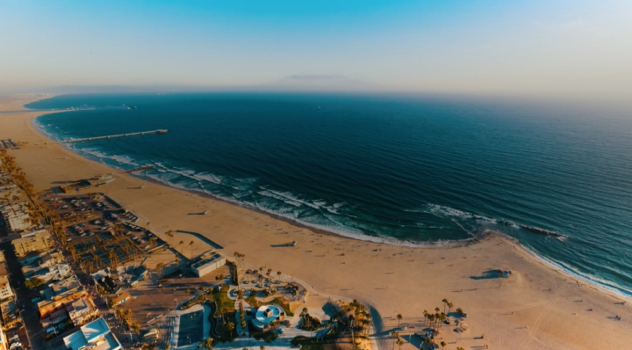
63, 317, 122, 350
190, 250, 226, 277
12, 230, 52, 257
62, 129, 167, 144
251, 304, 285, 331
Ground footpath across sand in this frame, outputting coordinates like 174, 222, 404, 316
2, 95, 632, 349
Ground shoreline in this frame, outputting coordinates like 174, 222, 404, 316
30, 112, 490, 249
28, 103, 632, 302
3, 94, 632, 349
29, 107, 632, 302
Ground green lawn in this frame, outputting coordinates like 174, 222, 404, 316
212, 284, 235, 313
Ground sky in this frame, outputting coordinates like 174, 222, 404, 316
1, 0, 631, 103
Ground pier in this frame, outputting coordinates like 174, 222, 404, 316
61, 129, 167, 143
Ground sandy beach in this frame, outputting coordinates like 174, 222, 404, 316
2, 94, 632, 349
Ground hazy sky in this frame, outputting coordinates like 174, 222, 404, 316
1, 0, 631, 102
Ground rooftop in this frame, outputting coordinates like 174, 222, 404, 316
64, 318, 122, 350
191, 251, 224, 270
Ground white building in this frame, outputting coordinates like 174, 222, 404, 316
24, 262, 71, 283
190, 251, 226, 277
63, 317, 122, 350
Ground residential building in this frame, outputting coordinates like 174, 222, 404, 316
1, 203, 32, 232
63, 318, 122, 350
66, 297, 98, 326
38, 276, 86, 318
12, 230, 52, 257
109, 292, 130, 307
24, 263, 71, 283
0, 276, 13, 301
0, 301, 19, 329
19, 250, 64, 267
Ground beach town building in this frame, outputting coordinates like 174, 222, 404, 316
251, 304, 286, 331
63, 317, 122, 350
66, 297, 99, 326
0, 259, 12, 301
109, 292, 131, 307
12, 230, 52, 257
1, 203, 32, 232
24, 262, 71, 283
190, 250, 226, 277
19, 250, 64, 267
38, 276, 86, 318
0, 301, 19, 329
0, 276, 13, 301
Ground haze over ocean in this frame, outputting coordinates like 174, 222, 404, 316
27, 93, 632, 296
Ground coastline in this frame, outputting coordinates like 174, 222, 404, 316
30, 110, 632, 302
3, 94, 632, 349
30, 112, 490, 249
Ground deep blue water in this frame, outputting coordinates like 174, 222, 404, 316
26, 93, 632, 296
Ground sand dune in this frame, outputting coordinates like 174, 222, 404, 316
1, 95, 631, 349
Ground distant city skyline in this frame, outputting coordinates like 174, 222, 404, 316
1, 0, 631, 104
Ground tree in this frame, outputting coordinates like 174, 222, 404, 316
203, 338, 213, 350
441, 299, 449, 314
185, 288, 191, 294
165, 343, 171, 350
156, 262, 164, 277
447, 302, 453, 315
131, 322, 140, 334
456, 308, 464, 317
260, 346, 265, 350
25, 277, 45, 289
396, 337, 404, 350
397, 313, 402, 328
390, 331, 399, 350
226, 322, 235, 337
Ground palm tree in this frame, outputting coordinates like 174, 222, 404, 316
156, 262, 164, 277
441, 299, 448, 314
131, 322, 140, 334
397, 313, 402, 328
456, 308, 464, 317
446, 302, 453, 315
108, 249, 118, 268
189, 240, 194, 257
226, 322, 235, 337
203, 338, 213, 350
390, 331, 399, 350
440, 341, 446, 349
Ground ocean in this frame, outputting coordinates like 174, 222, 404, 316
26, 93, 632, 296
